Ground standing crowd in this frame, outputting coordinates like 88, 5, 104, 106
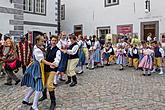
0, 32, 165, 110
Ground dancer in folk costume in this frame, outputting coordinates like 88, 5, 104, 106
127, 44, 133, 67
103, 42, 110, 65
108, 43, 116, 65
116, 45, 127, 70
88, 40, 95, 70
151, 41, 164, 74
138, 46, 154, 76
61, 35, 79, 87
93, 35, 103, 67
55, 32, 68, 85
21, 35, 55, 110
77, 35, 86, 74
39, 35, 61, 110
16, 34, 32, 74
83, 35, 91, 68
132, 45, 139, 70
139, 41, 147, 62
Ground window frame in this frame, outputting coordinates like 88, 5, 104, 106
24, 0, 34, 12
105, 0, 119, 7
61, 4, 65, 20
24, 0, 46, 16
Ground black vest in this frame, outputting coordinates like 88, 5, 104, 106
44, 46, 59, 72
109, 46, 115, 55
155, 47, 162, 57
133, 48, 139, 58
68, 42, 79, 59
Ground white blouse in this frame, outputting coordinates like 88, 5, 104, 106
33, 45, 44, 63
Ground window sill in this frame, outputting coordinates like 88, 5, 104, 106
24, 11, 46, 16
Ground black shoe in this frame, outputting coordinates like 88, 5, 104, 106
70, 82, 77, 87
89, 68, 94, 70
148, 74, 151, 76
39, 96, 47, 102
15, 79, 20, 85
119, 68, 124, 70
22, 101, 33, 106
4, 83, 12, 86
49, 91, 56, 110
59, 78, 66, 82
142, 74, 146, 76
30, 107, 35, 110
77, 71, 84, 74
70, 76, 77, 87
65, 76, 71, 84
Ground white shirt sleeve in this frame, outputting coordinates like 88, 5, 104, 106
33, 47, 44, 63
67, 45, 79, 55
56, 41, 62, 49
159, 48, 165, 58
133, 49, 138, 54
108, 48, 112, 53
93, 41, 99, 50
53, 50, 61, 67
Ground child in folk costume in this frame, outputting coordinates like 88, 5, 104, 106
116, 45, 127, 70
109, 43, 116, 65
132, 45, 139, 70
139, 41, 147, 62
77, 35, 86, 74
103, 42, 110, 65
151, 41, 165, 75
127, 44, 133, 67
21, 35, 55, 110
55, 32, 68, 85
138, 46, 154, 76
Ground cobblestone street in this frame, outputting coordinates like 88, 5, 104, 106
1, 65, 165, 110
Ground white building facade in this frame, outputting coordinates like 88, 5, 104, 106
0, 0, 60, 42
61, 0, 165, 46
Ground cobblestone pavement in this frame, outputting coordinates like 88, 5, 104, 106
1, 65, 165, 110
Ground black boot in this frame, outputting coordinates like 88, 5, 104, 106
70, 75, 77, 87
39, 88, 47, 101
65, 76, 71, 84
49, 91, 56, 110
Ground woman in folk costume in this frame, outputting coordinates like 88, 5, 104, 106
0, 37, 20, 85
55, 32, 68, 85
151, 41, 164, 75
138, 45, 154, 76
138, 41, 147, 62
116, 45, 127, 70
77, 35, 86, 74
60, 34, 79, 87
93, 35, 102, 67
21, 35, 55, 110
39, 35, 61, 110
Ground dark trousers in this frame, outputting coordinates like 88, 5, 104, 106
22, 66, 26, 74
5, 70, 19, 84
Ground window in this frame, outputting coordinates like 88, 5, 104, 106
97, 26, 111, 39
24, 0, 34, 12
61, 5, 65, 20
24, 0, 46, 15
105, 0, 119, 7
35, 0, 46, 14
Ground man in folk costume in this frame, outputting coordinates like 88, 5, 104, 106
39, 35, 61, 110
61, 34, 79, 87
16, 34, 32, 74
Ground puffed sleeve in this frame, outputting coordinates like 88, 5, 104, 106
159, 48, 165, 58
33, 48, 44, 63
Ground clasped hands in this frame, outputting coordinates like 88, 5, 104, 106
60, 49, 67, 54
